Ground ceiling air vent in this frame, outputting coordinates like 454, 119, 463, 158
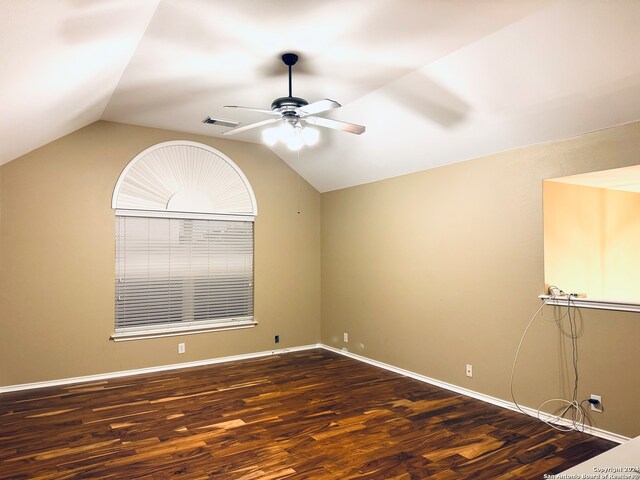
202, 117, 239, 128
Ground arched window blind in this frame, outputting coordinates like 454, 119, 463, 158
111, 141, 257, 341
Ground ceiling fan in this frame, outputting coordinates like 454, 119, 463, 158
221, 53, 365, 149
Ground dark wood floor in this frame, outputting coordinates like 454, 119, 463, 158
0, 349, 615, 479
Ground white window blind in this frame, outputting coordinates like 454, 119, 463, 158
115, 216, 254, 332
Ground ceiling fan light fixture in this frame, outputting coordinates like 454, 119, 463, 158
279, 121, 295, 137
262, 126, 280, 146
286, 137, 304, 151
286, 127, 304, 151
263, 121, 319, 150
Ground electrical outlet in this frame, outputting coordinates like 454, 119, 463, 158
590, 394, 602, 413
343, 332, 349, 343
274, 335, 280, 344
466, 364, 473, 377
178, 343, 185, 354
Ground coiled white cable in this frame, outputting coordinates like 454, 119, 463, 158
510, 292, 588, 432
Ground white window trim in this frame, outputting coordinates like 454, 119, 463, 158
115, 208, 254, 222
111, 318, 258, 342
539, 295, 640, 313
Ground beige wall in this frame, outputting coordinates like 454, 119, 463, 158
321, 121, 640, 438
0, 121, 321, 386
544, 181, 640, 302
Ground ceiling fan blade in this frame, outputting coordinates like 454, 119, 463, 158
304, 116, 365, 135
223, 105, 281, 116
222, 118, 280, 136
296, 99, 341, 117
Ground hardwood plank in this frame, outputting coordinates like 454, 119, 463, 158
0, 349, 615, 479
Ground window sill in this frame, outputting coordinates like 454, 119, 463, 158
539, 295, 640, 313
111, 318, 257, 342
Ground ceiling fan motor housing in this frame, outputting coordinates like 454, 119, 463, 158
281, 53, 299, 66
271, 96, 308, 112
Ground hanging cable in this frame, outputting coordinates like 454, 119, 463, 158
510, 297, 551, 415
510, 290, 589, 432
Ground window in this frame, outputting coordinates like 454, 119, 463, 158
111, 141, 257, 341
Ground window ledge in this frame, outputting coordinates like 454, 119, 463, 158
111, 319, 257, 342
539, 295, 640, 313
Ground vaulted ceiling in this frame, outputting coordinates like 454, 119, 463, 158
2, 0, 640, 192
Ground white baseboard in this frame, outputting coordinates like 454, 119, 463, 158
320, 345, 630, 444
0, 342, 629, 444
0, 344, 321, 394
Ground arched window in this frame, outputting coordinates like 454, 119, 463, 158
111, 141, 257, 341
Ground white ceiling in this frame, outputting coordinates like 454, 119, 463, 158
551, 165, 640, 193
2, 0, 640, 192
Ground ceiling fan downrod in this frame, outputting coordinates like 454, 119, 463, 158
282, 53, 298, 97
